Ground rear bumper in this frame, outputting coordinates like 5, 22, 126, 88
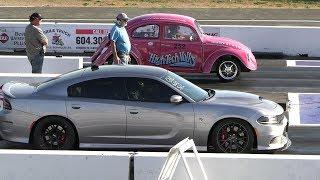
0, 109, 34, 144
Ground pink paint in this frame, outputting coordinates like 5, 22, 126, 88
91, 13, 257, 74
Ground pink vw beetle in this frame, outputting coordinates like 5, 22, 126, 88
91, 13, 257, 81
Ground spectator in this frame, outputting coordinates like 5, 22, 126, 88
110, 13, 131, 65
25, 12, 48, 73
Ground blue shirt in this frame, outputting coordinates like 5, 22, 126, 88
109, 24, 131, 54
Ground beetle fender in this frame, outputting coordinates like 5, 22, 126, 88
202, 48, 246, 73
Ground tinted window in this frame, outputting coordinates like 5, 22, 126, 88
126, 78, 178, 103
37, 69, 85, 90
68, 77, 125, 100
165, 25, 196, 41
132, 25, 159, 39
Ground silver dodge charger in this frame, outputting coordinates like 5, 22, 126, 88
0, 65, 290, 153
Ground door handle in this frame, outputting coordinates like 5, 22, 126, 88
72, 106, 81, 110
129, 111, 139, 114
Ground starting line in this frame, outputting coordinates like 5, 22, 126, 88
288, 93, 320, 126
286, 60, 320, 67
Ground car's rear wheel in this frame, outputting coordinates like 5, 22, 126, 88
217, 59, 240, 82
209, 119, 254, 153
32, 117, 76, 150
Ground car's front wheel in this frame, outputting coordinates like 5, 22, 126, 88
209, 119, 254, 153
32, 117, 77, 150
217, 60, 240, 82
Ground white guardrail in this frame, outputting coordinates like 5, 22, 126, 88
0, 55, 82, 85
1, 149, 319, 180
135, 152, 320, 180
0, 150, 130, 180
0, 55, 82, 74
0, 22, 319, 56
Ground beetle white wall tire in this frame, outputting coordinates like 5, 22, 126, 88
217, 60, 240, 82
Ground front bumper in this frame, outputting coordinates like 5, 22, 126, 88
256, 115, 291, 151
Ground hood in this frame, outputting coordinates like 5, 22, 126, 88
204, 90, 277, 110
202, 35, 250, 51
2, 82, 37, 98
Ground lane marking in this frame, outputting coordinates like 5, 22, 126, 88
286, 60, 320, 67
288, 93, 320, 126
288, 93, 300, 126
1, 19, 320, 27
286, 60, 296, 67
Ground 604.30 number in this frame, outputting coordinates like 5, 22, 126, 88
76, 37, 103, 45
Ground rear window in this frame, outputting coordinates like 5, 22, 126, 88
67, 77, 126, 100
37, 69, 85, 91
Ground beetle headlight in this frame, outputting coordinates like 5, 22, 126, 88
257, 116, 280, 125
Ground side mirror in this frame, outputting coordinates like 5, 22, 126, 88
189, 36, 194, 41
170, 95, 183, 104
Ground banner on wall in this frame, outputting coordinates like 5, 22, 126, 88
0, 25, 26, 50
75, 28, 109, 51
201, 26, 220, 37
0, 22, 219, 53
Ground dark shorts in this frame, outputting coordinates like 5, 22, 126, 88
115, 52, 130, 65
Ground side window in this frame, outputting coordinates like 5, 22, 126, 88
126, 78, 178, 103
132, 25, 159, 39
165, 25, 196, 41
68, 77, 125, 100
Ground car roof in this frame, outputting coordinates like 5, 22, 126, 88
128, 13, 196, 26
83, 65, 168, 78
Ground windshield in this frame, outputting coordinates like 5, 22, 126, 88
195, 20, 204, 34
161, 71, 210, 102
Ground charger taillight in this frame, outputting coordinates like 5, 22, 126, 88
1, 98, 12, 110
0, 85, 11, 110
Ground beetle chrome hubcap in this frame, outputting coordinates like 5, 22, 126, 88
219, 61, 238, 80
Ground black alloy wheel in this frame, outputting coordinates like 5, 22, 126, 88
210, 119, 254, 153
33, 117, 76, 150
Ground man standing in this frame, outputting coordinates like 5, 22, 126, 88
110, 13, 131, 65
25, 13, 48, 73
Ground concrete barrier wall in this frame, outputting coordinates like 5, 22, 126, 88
135, 152, 320, 180
0, 149, 319, 180
0, 150, 130, 180
0, 56, 82, 74
219, 26, 320, 57
202, 25, 320, 57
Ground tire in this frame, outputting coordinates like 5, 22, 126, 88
216, 59, 240, 82
32, 117, 76, 150
209, 119, 254, 153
